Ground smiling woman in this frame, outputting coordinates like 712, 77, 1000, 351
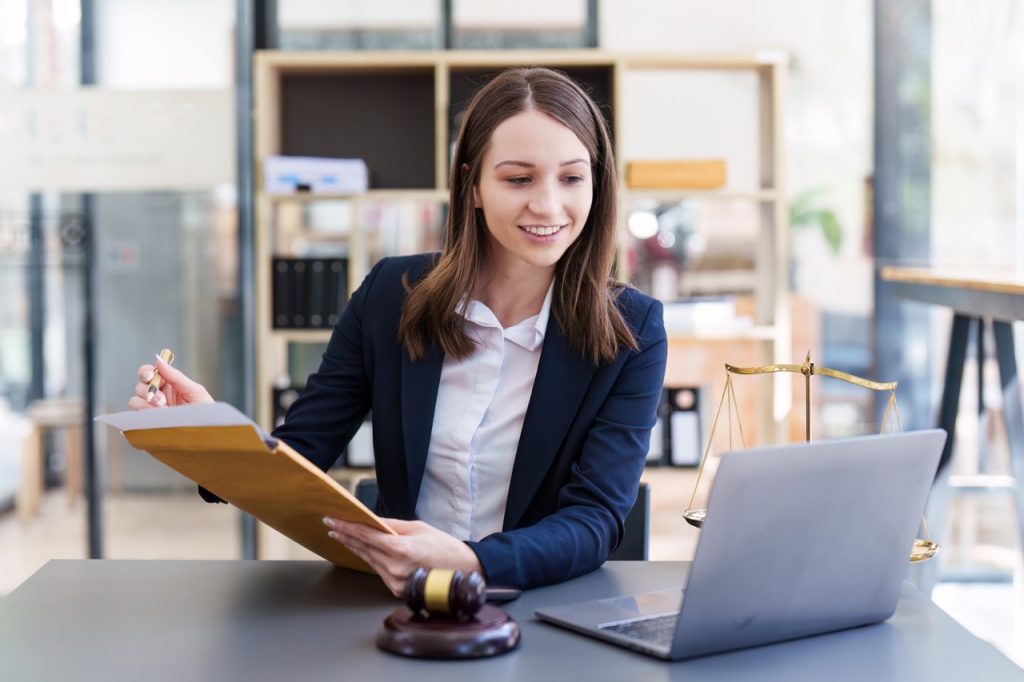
402, 68, 630, 366
129, 67, 667, 596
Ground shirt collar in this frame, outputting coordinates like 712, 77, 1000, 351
459, 279, 554, 352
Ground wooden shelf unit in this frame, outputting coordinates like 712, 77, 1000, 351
253, 49, 792, 559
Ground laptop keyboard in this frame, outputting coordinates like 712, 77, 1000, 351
599, 613, 680, 648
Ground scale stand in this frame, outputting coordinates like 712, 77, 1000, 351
681, 352, 939, 563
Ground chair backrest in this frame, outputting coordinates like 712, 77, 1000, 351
354, 477, 380, 511
608, 481, 650, 561
352, 477, 650, 561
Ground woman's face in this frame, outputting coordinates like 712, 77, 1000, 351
473, 109, 593, 276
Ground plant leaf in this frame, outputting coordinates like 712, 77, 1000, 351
820, 211, 842, 255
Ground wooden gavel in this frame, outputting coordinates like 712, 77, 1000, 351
403, 567, 486, 620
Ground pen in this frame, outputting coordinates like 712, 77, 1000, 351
147, 348, 175, 402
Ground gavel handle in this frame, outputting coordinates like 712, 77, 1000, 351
485, 586, 522, 603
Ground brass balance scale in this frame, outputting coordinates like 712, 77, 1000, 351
681, 352, 939, 563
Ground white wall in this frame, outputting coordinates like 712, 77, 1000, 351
279, 0, 437, 29
932, 0, 1019, 269
603, 0, 874, 314
95, 0, 234, 88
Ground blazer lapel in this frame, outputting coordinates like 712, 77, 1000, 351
503, 319, 598, 529
400, 344, 443, 517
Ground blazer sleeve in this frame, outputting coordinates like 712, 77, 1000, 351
268, 257, 388, 471
467, 299, 667, 588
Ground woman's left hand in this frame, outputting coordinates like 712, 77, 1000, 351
323, 517, 484, 597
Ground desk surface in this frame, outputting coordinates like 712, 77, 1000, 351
881, 266, 1024, 320
0, 560, 1020, 681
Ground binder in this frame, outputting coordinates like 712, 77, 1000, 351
292, 260, 307, 327
326, 258, 347, 327
308, 259, 326, 328
666, 387, 702, 467
272, 258, 291, 328
96, 402, 393, 573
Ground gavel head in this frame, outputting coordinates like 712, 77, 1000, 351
403, 567, 486, 619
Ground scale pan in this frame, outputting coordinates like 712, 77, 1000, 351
909, 538, 939, 563
682, 508, 706, 528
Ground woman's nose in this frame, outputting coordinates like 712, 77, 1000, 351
527, 180, 560, 217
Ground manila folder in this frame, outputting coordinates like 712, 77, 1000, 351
96, 402, 393, 574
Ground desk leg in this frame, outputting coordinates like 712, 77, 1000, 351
17, 426, 43, 523
937, 314, 972, 474
913, 314, 973, 593
66, 424, 84, 508
992, 321, 1024, 554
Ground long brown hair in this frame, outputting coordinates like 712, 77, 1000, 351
400, 67, 637, 365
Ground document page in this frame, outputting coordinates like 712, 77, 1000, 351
96, 402, 265, 434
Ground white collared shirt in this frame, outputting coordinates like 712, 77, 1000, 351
415, 283, 553, 542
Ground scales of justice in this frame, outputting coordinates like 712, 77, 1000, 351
681, 352, 939, 563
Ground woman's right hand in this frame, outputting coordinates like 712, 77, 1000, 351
129, 354, 215, 410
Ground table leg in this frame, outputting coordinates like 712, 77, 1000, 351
912, 314, 974, 593
66, 424, 84, 508
992, 321, 1024, 555
17, 425, 43, 523
937, 314, 972, 474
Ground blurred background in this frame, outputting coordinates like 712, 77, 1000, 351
0, 0, 1021, 665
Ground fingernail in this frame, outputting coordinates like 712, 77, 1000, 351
155, 353, 165, 365
322, 516, 334, 528
327, 531, 339, 540
144, 370, 153, 382
156, 392, 166, 406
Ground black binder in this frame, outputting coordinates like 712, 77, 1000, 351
272, 258, 291, 329
272, 256, 349, 329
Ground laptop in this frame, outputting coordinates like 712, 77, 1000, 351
535, 430, 946, 660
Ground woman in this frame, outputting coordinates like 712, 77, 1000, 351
130, 68, 667, 594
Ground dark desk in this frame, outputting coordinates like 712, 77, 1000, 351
882, 267, 1024, 465
0, 560, 1020, 681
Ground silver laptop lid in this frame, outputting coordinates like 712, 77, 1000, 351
671, 429, 945, 659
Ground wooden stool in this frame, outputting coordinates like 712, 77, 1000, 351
17, 398, 84, 521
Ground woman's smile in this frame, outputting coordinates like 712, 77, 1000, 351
519, 224, 568, 240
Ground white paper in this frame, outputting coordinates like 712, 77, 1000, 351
95, 401, 259, 433
670, 411, 701, 466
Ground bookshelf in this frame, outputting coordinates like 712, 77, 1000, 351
253, 49, 792, 558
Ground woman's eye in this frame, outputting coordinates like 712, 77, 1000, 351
562, 175, 586, 184
506, 176, 531, 185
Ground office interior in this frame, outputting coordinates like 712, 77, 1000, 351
0, 0, 1021, 667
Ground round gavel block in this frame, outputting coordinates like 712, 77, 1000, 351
376, 605, 521, 659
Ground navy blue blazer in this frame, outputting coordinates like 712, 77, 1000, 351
272, 254, 667, 589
